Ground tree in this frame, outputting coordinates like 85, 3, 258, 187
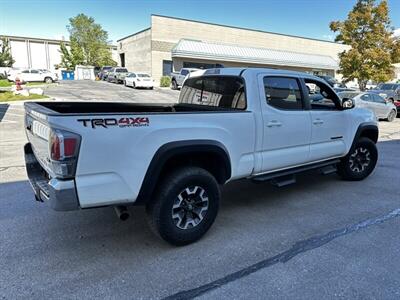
330, 0, 400, 90
0, 37, 15, 67
59, 14, 116, 69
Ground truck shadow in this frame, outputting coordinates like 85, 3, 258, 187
0, 103, 9, 123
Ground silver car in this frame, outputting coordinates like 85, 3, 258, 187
338, 91, 397, 122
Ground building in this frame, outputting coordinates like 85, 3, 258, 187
117, 15, 351, 85
0, 35, 118, 72
394, 63, 400, 82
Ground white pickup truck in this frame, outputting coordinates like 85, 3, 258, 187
24, 68, 379, 245
170, 68, 200, 89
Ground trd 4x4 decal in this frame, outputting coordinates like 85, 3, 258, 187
78, 117, 149, 128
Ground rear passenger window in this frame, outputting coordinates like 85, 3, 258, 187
179, 76, 246, 110
264, 77, 303, 110
361, 94, 373, 102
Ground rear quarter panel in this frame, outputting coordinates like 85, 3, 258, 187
50, 111, 256, 208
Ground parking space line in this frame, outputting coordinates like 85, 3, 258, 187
164, 208, 400, 300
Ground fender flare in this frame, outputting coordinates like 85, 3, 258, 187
135, 140, 231, 205
350, 122, 379, 149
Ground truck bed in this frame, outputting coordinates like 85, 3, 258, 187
27, 102, 242, 115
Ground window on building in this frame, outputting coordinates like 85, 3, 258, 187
120, 53, 125, 67
162, 60, 173, 76
304, 78, 341, 110
263, 77, 303, 110
183, 62, 224, 69
179, 76, 246, 110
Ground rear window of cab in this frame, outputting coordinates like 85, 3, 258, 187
179, 76, 246, 110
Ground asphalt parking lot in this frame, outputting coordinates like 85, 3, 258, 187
45, 80, 180, 103
1, 81, 400, 299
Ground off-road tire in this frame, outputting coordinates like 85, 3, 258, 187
337, 137, 378, 181
146, 167, 220, 246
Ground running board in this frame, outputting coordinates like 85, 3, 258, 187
252, 159, 340, 185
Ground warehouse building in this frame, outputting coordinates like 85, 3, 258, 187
0, 35, 118, 72
117, 15, 351, 85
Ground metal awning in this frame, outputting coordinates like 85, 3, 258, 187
172, 39, 339, 70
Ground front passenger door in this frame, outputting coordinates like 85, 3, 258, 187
304, 78, 348, 161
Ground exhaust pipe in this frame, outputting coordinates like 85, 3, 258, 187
114, 205, 129, 221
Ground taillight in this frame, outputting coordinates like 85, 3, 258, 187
49, 129, 81, 178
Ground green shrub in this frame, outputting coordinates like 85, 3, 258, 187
160, 76, 171, 87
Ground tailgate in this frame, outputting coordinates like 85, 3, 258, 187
24, 103, 54, 176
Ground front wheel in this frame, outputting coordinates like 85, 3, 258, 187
44, 77, 53, 84
146, 167, 220, 246
387, 109, 396, 122
337, 137, 378, 181
171, 80, 178, 90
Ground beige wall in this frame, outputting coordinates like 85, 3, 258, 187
151, 15, 350, 59
118, 15, 350, 85
118, 29, 152, 73
148, 15, 348, 84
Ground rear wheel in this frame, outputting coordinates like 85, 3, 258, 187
44, 77, 53, 84
146, 167, 220, 246
387, 109, 396, 122
337, 137, 378, 181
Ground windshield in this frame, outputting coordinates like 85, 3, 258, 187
116, 68, 128, 73
137, 73, 150, 78
337, 92, 360, 99
102, 67, 112, 71
377, 84, 396, 90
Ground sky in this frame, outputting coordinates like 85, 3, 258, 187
1, 0, 400, 44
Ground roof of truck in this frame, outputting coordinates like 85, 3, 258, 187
202, 67, 324, 81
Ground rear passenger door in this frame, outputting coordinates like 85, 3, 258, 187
259, 75, 312, 172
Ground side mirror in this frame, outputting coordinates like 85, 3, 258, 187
342, 97, 355, 109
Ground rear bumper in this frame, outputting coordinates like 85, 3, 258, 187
24, 143, 79, 211
136, 81, 154, 88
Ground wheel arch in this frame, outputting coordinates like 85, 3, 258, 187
352, 123, 379, 147
135, 140, 231, 205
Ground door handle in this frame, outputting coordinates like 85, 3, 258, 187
313, 119, 324, 125
266, 120, 282, 127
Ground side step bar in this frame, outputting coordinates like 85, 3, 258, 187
252, 159, 340, 186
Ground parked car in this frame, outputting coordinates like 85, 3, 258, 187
107, 67, 129, 83
369, 83, 400, 104
23, 68, 379, 245
8, 68, 57, 83
124, 72, 154, 89
338, 91, 397, 122
170, 68, 200, 89
98, 66, 113, 80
